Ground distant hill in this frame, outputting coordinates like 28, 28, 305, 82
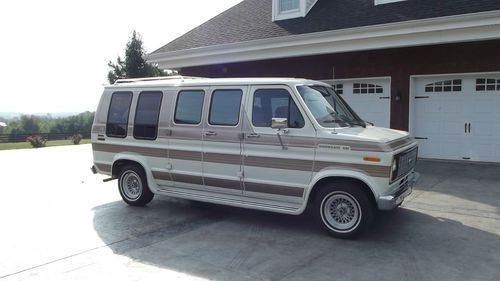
0, 112, 80, 120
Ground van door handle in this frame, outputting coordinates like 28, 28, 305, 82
204, 131, 217, 136
246, 133, 260, 138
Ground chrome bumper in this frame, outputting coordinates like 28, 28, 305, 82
378, 171, 420, 210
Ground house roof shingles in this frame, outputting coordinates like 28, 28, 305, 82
151, 0, 500, 54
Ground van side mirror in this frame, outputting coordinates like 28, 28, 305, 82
271, 117, 288, 130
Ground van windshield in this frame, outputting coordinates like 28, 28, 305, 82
296, 85, 365, 128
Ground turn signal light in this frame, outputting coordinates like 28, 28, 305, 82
363, 156, 381, 162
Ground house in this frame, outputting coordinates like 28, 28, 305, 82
147, 0, 500, 163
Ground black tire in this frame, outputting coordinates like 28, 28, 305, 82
313, 181, 375, 238
117, 164, 154, 206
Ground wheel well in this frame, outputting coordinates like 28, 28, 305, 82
112, 159, 144, 178
307, 177, 377, 207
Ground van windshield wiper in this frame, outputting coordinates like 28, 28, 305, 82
328, 112, 365, 128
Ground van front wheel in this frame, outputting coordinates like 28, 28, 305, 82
118, 165, 154, 206
314, 184, 374, 238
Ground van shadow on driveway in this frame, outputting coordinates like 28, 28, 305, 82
92, 195, 500, 281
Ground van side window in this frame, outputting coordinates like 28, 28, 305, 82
252, 89, 305, 128
134, 91, 163, 140
209, 89, 243, 126
174, 90, 204, 125
106, 92, 133, 138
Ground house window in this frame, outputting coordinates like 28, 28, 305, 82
279, 0, 300, 12
353, 83, 384, 94
425, 80, 462, 93
476, 78, 500, 92
333, 84, 343, 95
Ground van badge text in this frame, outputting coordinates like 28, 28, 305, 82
318, 144, 351, 151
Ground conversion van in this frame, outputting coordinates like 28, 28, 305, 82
91, 76, 419, 238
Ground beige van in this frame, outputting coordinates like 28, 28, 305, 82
91, 76, 419, 238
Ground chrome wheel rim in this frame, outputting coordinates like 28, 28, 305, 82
120, 171, 142, 201
321, 191, 361, 232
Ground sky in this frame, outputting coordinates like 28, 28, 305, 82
0, 0, 242, 114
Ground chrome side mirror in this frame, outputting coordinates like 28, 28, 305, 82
271, 117, 288, 130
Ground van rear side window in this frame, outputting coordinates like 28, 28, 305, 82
106, 92, 133, 138
174, 90, 204, 125
209, 89, 243, 126
134, 91, 163, 140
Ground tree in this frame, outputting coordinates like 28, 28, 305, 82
107, 31, 163, 84
20, 115, 40, 134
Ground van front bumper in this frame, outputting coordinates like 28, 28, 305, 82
377, 171, 420, 210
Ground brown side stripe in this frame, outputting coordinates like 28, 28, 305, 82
244, 156, 311, 171
95, 163, 111, 173
170, 172, 203, 186
314, 161, 391, 178
151, 172, 302, 197
169, 150, 202, 161
152, 170, 172, 181
244, 181, 304, 197
93, 144, 390, 177
92, 143, 166, 158
204, 152, 242, 165
204, 177, 241, 190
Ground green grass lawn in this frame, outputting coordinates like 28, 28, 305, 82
0, 139, 91, 151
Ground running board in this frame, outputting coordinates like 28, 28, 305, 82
156, 188, 301, 215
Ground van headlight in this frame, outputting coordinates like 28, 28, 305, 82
391, 158, 399, 182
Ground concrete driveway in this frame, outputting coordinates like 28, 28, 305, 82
0, 145, 499, 281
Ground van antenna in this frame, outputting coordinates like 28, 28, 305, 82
332, 66, 335, 87
331, 66, 338, 135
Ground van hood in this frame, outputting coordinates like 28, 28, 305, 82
333, 126, 410, 143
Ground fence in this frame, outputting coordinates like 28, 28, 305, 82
0, 132, 91, 143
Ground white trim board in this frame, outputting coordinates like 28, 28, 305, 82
147, 10, 500, 69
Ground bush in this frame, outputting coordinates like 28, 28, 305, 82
71, 133, 83, 145
26, 135, 47, 148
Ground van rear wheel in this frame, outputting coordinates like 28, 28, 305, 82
314, 182, 374, 238
118, 165, 154, 206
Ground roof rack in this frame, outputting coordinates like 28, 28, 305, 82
114, 75, 203, 84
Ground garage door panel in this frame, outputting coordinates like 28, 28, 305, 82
440, 99, 461, 113
324, 78, 390, 128
470, 143, 499, 162
418, 139, 462, 160
472, 122, 495, 137
442, 121, 465, 135
472, 100, 495, 115
414, 74, 500, 163
420, 100, 441, 113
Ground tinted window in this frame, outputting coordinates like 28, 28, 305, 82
252, 89, 304, 128
106, 92, 133, 137
209, 89, 243, 126
174, 90, 204, 124
134, 91, 162, 140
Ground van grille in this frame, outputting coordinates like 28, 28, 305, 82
393, 147, 418, 182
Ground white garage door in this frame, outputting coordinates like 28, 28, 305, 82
323, 77, 391, 128
412, 74, 500, 162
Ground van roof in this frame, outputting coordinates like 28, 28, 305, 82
106, 76, 330, 89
